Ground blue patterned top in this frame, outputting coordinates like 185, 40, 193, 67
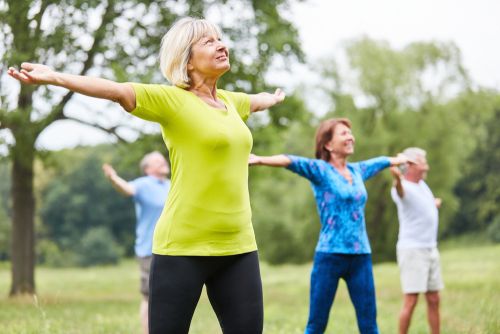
286, 155, 390, 254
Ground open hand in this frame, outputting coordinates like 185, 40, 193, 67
7, 63, 55, 85
102, 163, 117, 178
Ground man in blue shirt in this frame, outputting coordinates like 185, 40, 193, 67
103, 151, 170, 334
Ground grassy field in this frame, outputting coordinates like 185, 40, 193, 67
0, 244, 499, 333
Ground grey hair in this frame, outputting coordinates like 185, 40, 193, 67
403, 147, 427, 163
140, 151, 164, 174
159, 17, 223, 88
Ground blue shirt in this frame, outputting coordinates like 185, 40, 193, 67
286, 155, 390, 254
129, 176, 170, 257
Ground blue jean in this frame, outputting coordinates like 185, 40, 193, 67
305, 252, 379, 334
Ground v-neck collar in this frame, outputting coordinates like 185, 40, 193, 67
327, 162, 354, 185
185, 88, 228, 113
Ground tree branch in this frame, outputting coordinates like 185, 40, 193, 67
61, 114, 131, 143
36, 0, 118, 135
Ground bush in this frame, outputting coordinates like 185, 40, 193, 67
37, 239, 77, 267
76, 227, 124, 267
487, 216, 500, 243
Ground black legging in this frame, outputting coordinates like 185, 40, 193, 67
149, 251, 263, 334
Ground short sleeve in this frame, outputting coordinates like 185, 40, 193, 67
285, 155, 325, 185
129, 83, 180, 125
129, 177, 146, 200
352, 156, 391, 181
219, 90, 251, 121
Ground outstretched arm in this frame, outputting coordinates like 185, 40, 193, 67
249, 88, 285, 113
102, 164, 135, 196
249, 153, 291, 167
8, 63, 136, 112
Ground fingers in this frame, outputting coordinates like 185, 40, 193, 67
274, 88, 285, 102
21, 62, 35, 71
7, 67, 31, 82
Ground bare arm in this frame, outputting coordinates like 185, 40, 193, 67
249, 88, 285, 113
102, 164, 135, 196
249, 153, 291, 167
390, 166, 405, 198
8, 63, 136, 112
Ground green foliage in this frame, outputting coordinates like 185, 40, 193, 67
487, 216, 500, 243
76, 227, 124, 267
39, 149, 136, 257
36, 239, 75, 268
450, 106, 500, 235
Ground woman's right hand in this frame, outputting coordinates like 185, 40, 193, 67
8, 63, 55, 85
248, 154, 261, 166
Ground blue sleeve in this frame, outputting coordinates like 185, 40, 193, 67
285, 155, 325, 185
353, 156, 391, 181
129, 177, 146, 201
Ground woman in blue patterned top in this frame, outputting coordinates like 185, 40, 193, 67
249, 118, 408, 334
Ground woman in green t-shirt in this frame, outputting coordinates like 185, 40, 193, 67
9, 17, 284, 334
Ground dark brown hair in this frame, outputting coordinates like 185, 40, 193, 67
315, 118, 352, 161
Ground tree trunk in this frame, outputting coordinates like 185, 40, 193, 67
9, 147, 36, 296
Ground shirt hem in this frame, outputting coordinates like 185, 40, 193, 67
152, 245, 258, 256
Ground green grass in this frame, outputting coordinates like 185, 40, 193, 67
1, 244, 499, 333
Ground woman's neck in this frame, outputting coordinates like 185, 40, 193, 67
329, 153, 348, 169
188, 74, 218, 99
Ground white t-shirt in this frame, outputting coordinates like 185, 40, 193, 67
391, 179, 439, 249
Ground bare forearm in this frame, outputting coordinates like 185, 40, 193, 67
394, 178, 404, 198
253, 154, 291, 167
52, 72, 135, 111
107, 174, 135, 196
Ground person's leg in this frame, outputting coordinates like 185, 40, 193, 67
205, 251, 263, 334
148, 255, 206, 334
305, 252, 345, 334
425, 291, 440, 334
140, 299, 148, 334
399, 293, 419, 334
397, 248, 429, 334
426, 248, 443, 334
345, 254, 378, 334
138, 256, 152, 334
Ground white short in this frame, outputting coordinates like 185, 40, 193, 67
397, 247, 444, 294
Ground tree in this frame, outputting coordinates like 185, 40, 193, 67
0, 0, 303, 295
451, 105, 500, 235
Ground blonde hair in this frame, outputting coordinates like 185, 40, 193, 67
159, 17, 223, 88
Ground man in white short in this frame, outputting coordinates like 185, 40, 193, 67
390, 147, 444, 334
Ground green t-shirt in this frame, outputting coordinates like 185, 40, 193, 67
130, 83, 257, 256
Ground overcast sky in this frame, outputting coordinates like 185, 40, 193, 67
290, 0, 500, 89
13, 0, 500, 151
